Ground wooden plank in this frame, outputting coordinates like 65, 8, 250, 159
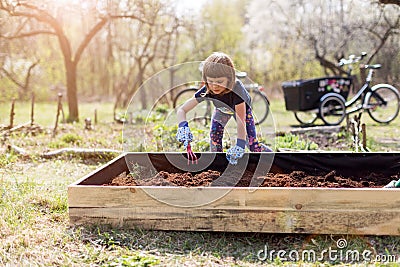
68, 186, 400, 211
67, 152, 400, 235
69, 152, 400, 186
68, 207, 400, 235
70, 153, 128, 186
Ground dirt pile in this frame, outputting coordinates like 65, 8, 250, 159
105, 169, 395, 188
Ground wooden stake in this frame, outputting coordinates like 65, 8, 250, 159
362, 123, 367, 150
53, 93, 63, 138
30, 92, 35, 126
350, 119, 358, 152
61, 101, 65, 123
94, 109, 98, 124
9, 98, 15, 129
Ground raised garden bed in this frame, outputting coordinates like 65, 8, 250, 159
68, 152, 400, 235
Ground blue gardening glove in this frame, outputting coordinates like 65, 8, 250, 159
176, 121, 193, 148
384, 179, 400, 188
226, 139, 246, 165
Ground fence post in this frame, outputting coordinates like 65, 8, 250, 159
362, 123, 367, 150
94, 109, 98, 124
9, 98, 15, 129
31, 92, 35, 126
52, 93, 63, 137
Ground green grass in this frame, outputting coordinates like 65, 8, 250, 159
1, 163, 399, 266
2, 99, 399, 151
1, 157, 399, 267
1, 100, 400, 266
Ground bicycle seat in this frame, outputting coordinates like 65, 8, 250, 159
364, 64, 382, 69
235, 71, 247, 79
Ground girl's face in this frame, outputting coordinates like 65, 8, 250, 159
206, 77, 229, 94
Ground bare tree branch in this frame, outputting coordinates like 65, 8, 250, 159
24, 60, 39, 91
1, 3, 73, 61
379, 0, 400, 5
109, 14, 154, 25
74, 18, 108, 63
0, 59, 39, 96
1, 30, 56, 39
1, 67, 24, 88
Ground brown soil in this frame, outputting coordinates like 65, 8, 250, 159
105, 169, 396, 188
108, 170, 220, 187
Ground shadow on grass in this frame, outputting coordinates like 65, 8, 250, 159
73, 224, 400, 265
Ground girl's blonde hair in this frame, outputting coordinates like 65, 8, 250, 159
202, 52, 236, 95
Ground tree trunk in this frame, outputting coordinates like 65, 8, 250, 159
66, 60, 79, 122
140, 93, 147, 110
139, 71, 147, 110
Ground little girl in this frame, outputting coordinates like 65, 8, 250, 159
176, 52, 271, 165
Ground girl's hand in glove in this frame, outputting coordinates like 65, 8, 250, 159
226, 139, 246, 165
176, 121, 193, 148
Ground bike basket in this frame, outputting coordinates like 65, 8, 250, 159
282, 76, 352, 111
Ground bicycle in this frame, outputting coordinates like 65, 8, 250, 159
283, 52, 400, 126
172, 71, 270, 125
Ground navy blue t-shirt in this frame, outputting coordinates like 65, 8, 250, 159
194, 80, 251, 115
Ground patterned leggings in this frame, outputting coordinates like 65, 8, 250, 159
210, 108, 265, 152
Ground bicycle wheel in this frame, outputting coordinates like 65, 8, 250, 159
319, 95, 346, 126
366, 84, 400, 124
294, 111, 318, 126
173, 87, 197, 108
248, 88, 270, 125
173, 87, 211, 122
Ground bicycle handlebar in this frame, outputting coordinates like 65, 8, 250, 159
338, 52, 367, 66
